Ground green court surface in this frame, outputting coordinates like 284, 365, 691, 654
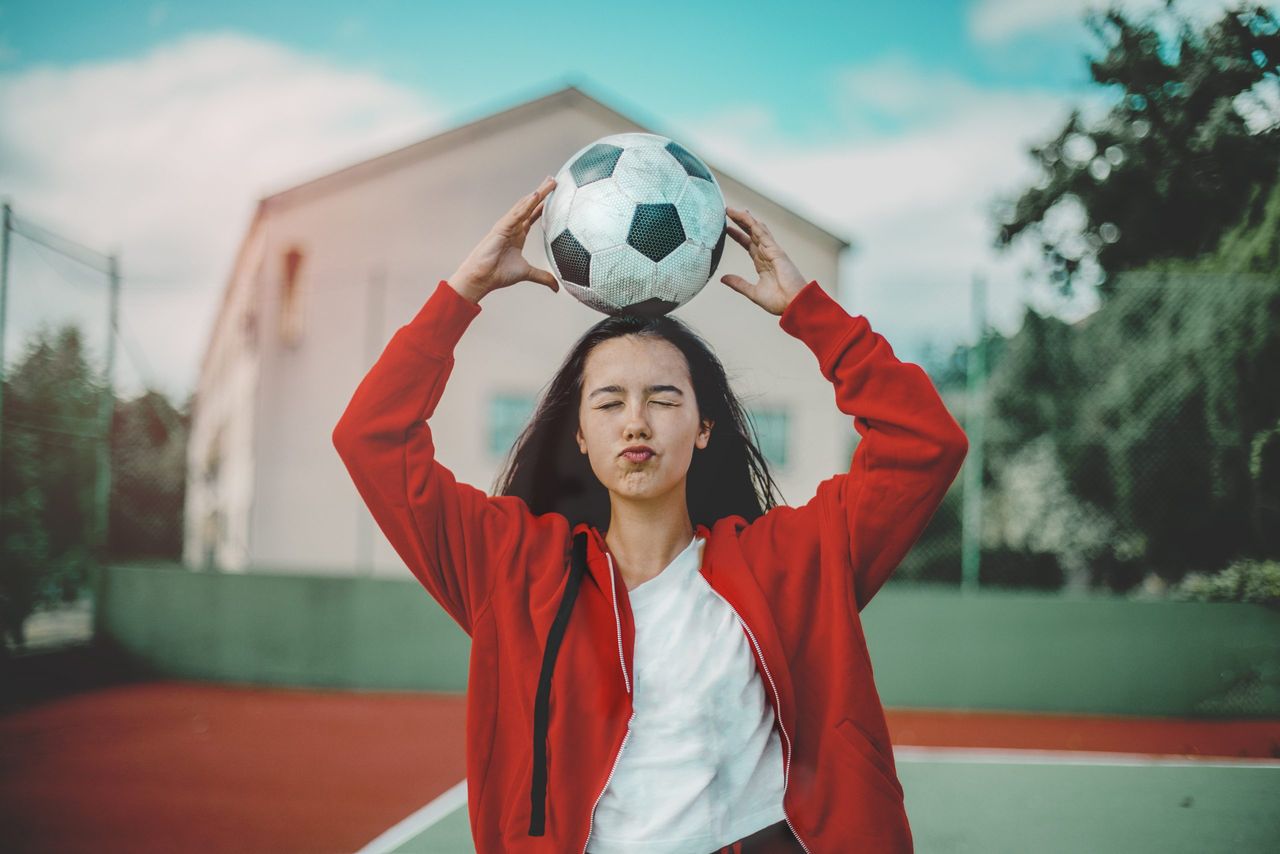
370, 752, 1280, 853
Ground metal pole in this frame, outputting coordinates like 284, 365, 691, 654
961, 274, 988, 592
0, 203, 10, 510
94, 254, 121, 561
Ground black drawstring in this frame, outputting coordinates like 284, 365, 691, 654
529, 530, 589, 836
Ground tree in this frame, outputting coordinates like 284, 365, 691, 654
995, 2, 1280, 297
109, 389, 189, 559
1, 321, 193, 651
0, 324, 101, 650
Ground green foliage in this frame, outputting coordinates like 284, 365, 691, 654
1, 324, 101, 649
995, 2, 1280, 297
1250, 418, 1280, 554
109, 390, 189, 559
1065, 264, 1279, 577
1171, 558, 1280, 605
987, 310, 1081, 455
966, 165, 1280, 589
1, 322, 189, 651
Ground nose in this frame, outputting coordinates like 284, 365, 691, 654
623, 404, 651, 441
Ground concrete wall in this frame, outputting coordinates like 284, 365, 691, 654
96, 563, 1280, 717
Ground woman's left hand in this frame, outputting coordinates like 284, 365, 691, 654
720, 206, 809, 316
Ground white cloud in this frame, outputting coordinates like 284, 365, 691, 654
683, 58, 1101, 362
0, 31, 441, 399
969, 0, 1242, 45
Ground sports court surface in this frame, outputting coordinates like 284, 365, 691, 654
2, 677, 1277, 853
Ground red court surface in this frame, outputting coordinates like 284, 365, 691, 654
1, 679, 1277, 853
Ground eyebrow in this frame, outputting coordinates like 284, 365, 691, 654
588, 384, 685, 399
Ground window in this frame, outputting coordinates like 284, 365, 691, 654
488, 392, 538, 457
746, 406, 790, 469
279, 246, 304, 347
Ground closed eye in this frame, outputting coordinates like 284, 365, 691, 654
599, 402, 676, 409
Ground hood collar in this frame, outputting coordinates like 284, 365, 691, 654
571, 520, 712, 588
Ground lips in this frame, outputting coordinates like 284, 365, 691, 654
620, 446, 654, 462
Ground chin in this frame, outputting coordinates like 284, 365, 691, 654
610, 476, 678, 501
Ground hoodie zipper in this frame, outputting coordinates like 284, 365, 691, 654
581, 711, 635, 853
605, 552, 631, 696
582, 552, 633, 853
706, 587, 813, 854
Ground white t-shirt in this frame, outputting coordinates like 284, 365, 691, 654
586, 534, 788, 853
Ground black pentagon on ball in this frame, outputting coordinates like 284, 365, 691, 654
627, 203, 685, 263
570, 144, 623, 187
708, 220, 727, 276
665, 141, 713, 182
622, 297, 680, 318
550, 230, 592, 288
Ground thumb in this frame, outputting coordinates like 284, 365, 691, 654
720, 273, 752, 294
529, 267, 559, 292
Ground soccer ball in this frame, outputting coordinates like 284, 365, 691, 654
542, 132, 728, 317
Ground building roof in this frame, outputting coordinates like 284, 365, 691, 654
200, 80, 852, 386
259, 80, 852, 251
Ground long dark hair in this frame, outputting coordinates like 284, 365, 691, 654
491, 312, 786, 532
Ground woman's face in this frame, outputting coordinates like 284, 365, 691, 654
576, 334, 713, 503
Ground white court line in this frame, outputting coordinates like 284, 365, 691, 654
893, 745, 1280, 768
356, 778, 468, 854
356, 747, 1280, 851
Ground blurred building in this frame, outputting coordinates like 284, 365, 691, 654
186, 84, 852, 575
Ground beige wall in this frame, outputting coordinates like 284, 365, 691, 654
185, 219, 265, 572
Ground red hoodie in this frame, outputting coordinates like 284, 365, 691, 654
332, 277, 968, 852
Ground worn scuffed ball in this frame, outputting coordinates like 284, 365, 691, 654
541, 133, 728, 317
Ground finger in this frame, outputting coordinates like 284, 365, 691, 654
732, 209, 757, 250
505, 177, 556, 229
504, 191, 538, 224
725, 223, 753, 249
720, 273, 754, 295
739, 209, 765, 244
754, 218, 777, 247
515, 199, 546, 238
726, 223, 765, 266
524, 199, 546, 229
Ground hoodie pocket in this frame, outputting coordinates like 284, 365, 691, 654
835, 717, 903, 798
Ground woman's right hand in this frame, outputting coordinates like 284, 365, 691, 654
448, 176, 560, 304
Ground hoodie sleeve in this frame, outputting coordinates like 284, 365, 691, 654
739, 279, 968, 612
332, 278, 541, 636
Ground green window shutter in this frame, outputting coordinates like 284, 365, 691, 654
488, 392, 537, 457
747, 406, 790, 469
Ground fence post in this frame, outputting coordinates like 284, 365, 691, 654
93, 254, 121, 562
961, 274, 988, 592
0, 202, 10, 510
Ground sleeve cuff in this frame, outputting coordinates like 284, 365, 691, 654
778, 279, 874, 381
399, 279, 483, 359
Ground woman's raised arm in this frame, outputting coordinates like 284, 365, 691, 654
723, 208, 968, 613
331, 178, 562, 635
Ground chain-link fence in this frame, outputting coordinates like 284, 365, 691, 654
906, 269, 1280, 600
0, 205, 189, 653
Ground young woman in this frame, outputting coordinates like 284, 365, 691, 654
333, 176, 968, 853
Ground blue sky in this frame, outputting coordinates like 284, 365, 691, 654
4, 0, 1101, 141
0, 0, 1253, 397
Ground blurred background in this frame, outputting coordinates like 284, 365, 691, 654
1, 1, 1278, 852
